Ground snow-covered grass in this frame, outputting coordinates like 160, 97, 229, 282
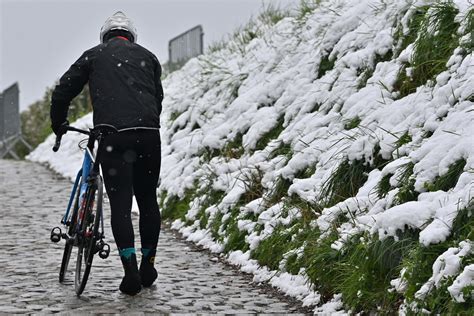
29, 0, 473, 313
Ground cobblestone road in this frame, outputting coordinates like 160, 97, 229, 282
0, 160, 309, 314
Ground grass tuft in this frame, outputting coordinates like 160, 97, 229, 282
394, 3, 460, 97
223, 208, 250, 253
286, 193, 321, 224
303, 231, 340, 300
161, 188, 196, 221
169, 110, 183, 122
393, 7, 428, 58
238, 166, 265, 205
395, 202, 473, 314
357, 68, 373, 90
377, 173, 393, 199
294, 165, 317, 179
424, 159, 466, 192
356, 51, 393, 89
402, 240, 452, 303
265, 176, 292, 206
268, 141, 292, 160
207, 40, 227, 54
207, 3, 289, 55
252, 222, 320, 274
395, 131, 412, 148
320, 159, 370, 207
257, 3, 289, 26
255, 116, 285, 151
196, 190, 226, 229
451, 201, 474, 241
199, 146, 221, 163
462, 8, 474, 53
317, 55, 336, 79
334, 231, 416, 312
210, 211, 224, 241
394, 162, 418, 204
297, 0, 321, 20
252, 224, 297, 270
309, 102, 322, 113
344, 117, 361, 130
222, 132, 245, 160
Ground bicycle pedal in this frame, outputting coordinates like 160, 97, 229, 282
50, 227, 62, 243
98, 243, 110, 259
95, 240, 104, 252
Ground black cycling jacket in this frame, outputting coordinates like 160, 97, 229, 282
51, 37, 163, 131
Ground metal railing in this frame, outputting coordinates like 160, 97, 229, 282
168, 25, 204, 72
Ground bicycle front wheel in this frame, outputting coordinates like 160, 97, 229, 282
75, 175, 103, 296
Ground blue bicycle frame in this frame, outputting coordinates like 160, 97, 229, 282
61, 147, 94, 227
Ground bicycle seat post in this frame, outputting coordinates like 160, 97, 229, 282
94, 133, 104, 175
84, 131, 99, 178
91, 126, 117, 176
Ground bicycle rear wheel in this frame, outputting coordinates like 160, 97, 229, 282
75, 175, 103, 296
59, 182, 81, 283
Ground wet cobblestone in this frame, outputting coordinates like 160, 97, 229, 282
0, 160, 309, 313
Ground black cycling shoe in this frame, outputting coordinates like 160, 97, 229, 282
140, 249, 157, 287
119, 253, 142, 295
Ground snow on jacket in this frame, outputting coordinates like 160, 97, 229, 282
51, 36, 163, 131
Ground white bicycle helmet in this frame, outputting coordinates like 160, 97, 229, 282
100, 11, 137, 43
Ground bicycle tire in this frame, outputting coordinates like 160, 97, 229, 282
59, 179, 81, 283
74, 175, 103, 296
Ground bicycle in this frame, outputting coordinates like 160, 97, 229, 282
50, 125, 114, 295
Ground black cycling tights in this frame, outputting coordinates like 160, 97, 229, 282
100, 129, 161, 251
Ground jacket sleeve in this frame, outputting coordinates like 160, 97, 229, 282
50, 51, 91, 128
154, 60, 164, 115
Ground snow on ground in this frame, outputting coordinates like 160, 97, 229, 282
29, 0, 473, 312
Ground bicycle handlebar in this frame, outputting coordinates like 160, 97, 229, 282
52, 126, 90, 152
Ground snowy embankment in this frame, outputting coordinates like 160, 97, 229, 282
29, 0, 473, 313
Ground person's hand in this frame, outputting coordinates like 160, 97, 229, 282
52, 120, 69, 136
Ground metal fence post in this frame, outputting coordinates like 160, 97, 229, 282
0, 82, 32, 159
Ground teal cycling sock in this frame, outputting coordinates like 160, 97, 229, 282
140, 248, 157, 287
119, 247, 136, 260
141, 248, 152, 257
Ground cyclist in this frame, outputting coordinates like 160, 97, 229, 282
50, 11, 163, 295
